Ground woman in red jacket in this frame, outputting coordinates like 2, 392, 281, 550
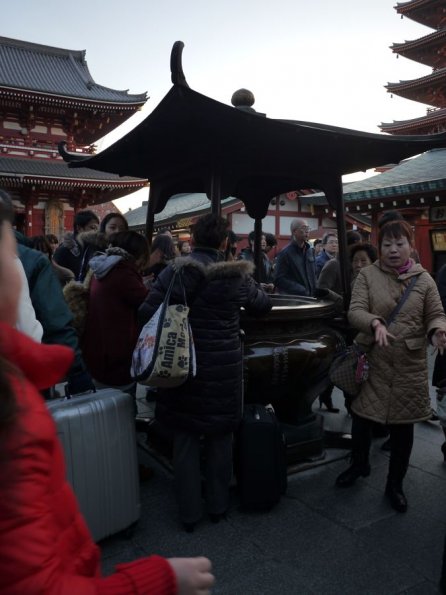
0, 194, 214, 594
80, 231, 149, 395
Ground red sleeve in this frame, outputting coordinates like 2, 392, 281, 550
94, 556, 177, 595
0, 383, 176, 595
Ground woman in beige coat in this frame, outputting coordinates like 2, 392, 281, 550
336, 220, 446, 513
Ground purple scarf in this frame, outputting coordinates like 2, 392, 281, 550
397, 258, 415, 275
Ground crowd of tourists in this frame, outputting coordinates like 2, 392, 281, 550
2, 185, 446, 593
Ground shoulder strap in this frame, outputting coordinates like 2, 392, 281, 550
386, 275, 418, 327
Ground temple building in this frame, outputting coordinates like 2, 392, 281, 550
0, 36, 148, 237
381, 0, 446, 135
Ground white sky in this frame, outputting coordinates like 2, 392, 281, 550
2, 0, 433, 211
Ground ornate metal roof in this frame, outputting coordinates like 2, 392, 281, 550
124, 193, 239, 229
0, 36, 147, 105
300, 148, 446, 206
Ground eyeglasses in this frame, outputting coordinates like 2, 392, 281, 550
294, 226, 310, 232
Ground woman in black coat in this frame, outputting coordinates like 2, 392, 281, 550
138, 214, 272, 531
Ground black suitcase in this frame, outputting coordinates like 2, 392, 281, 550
235, 404, 287, 511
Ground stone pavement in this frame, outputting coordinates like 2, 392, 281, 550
99, 354, 446, 594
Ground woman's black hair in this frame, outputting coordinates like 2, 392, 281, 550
99, 212, 129, 234
108, 230, 149, 263
30, 235, 53, 259
0, 189, 18, 436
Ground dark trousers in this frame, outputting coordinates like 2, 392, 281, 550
173, 431, 233, 523
352, 414, 414, 480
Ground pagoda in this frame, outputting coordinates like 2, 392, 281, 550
0, 37, 148, 237
381, 0, 446, 135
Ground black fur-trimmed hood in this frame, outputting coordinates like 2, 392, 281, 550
172, 255, 255, 280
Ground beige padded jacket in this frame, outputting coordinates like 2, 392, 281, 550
349, 261, 446, 424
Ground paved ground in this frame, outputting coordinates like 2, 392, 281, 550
99, 353, 446, 594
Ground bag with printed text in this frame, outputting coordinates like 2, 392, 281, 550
131, 269, 196, 388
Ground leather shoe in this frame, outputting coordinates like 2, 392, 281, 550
336, 462, 370, 487
385, 481, 407, 513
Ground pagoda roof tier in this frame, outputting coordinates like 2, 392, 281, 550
396, 0, 446, 29
391, 29, 446, 68
0, 156, 147, 203
300, 148, 446, 207
386, 67, 446, 108
380, 106, 446, 134
0, 37, 147, 107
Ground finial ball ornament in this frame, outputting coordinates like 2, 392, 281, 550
231, 89, 255, 108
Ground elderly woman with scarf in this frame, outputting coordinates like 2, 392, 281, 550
336, 220, 446, 513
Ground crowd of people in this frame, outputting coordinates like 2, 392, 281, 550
3, 186, 446, 592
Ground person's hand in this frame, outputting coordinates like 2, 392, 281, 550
168, 557, 214, 595
65, 369, 95, 396
432, 329, 446, 355
260, 283, 275, 293
371, 319, 395, 347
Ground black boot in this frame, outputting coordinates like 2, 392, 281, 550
336, 454, 371, 487
319, 386, 339, 413
385, 478, 407, 513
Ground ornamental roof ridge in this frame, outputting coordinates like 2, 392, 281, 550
380, 107, 446, 129
386, 65, 446, 91
0, 36, 86, 60
0, 36, 147, 104
396, 0, 441, 13
391, 28, 446, 52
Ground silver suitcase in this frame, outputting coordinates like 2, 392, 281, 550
47, 388, 140, 542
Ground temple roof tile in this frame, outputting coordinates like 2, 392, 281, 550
0, 156, 147, 185
0, 37, 147, 105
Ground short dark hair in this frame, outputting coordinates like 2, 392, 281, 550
378, 210, 403, 229
0, 189, 14, 225
265, 233, 277, 248
378, 220, 414, 249
108, 231, 149, 263
191, 214, 229, 250
322, 232, 337, 245
346, 230, 362, 246
349, 242, 377, 264
45, 234, 59, 245
74, 209, 99, 233
248, 230, 266, 244
152, 233, 176, 261
30, 235, 53, 258
227, 230, 239, 245
99, 212, 128, 233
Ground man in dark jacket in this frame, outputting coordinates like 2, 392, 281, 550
138, 214, 272, 532
274, 218, 316, 296
53, 209, 104, 281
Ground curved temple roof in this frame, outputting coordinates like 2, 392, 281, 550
0, 36, 147, 105
61, 41, 446, 220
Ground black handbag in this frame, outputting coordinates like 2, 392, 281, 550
329, 276, 418, 396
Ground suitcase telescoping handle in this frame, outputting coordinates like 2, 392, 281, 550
64, 383, 96, 400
